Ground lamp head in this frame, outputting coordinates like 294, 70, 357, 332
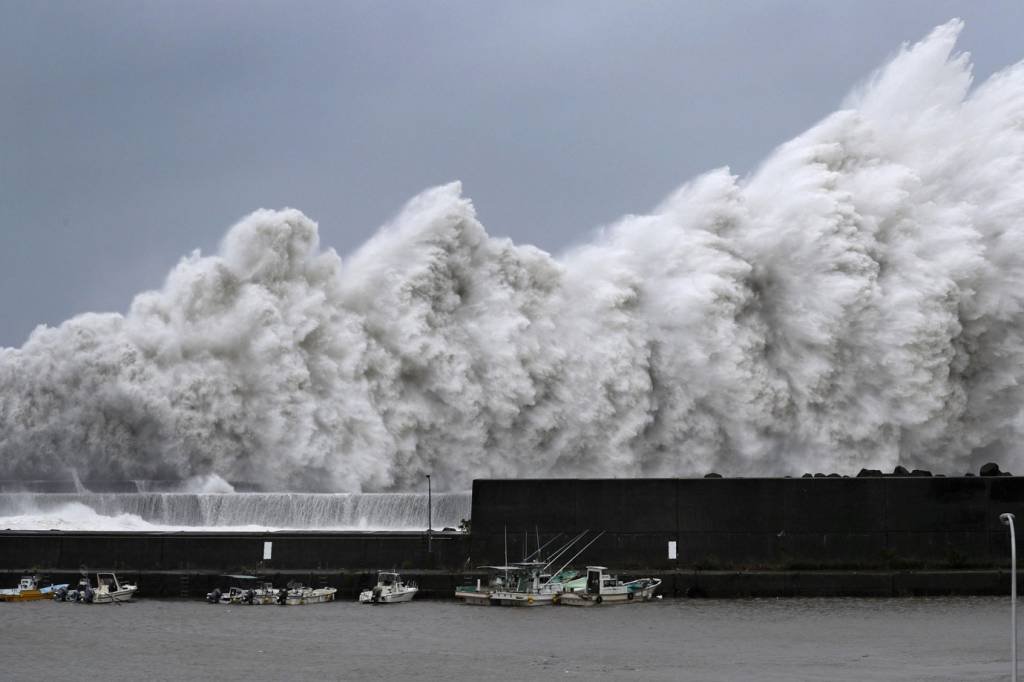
1001, 512, 1015, 525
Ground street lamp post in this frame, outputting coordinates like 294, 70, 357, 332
426, 474, 432, 553
1003, 512, 1018, 682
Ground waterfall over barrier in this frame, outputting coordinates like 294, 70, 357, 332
0, 492, 471, 531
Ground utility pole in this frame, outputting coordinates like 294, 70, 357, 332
426, 474, 432, 553
1003, 512, 1018, 682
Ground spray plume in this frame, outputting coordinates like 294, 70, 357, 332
3, 20, 1024, 490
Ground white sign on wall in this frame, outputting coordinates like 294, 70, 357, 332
263, 541, 273, 561
668, 540, 677, 560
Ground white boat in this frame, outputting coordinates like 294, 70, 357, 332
62, 573, 137, 604
359, 571, 418, 604
207, 576, 280, 605
281, 583, 337, 605
91, 573, 138, 603
557, 566, 661, 606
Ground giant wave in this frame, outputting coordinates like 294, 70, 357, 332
3, 21, 1024, 490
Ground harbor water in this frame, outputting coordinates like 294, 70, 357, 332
0, 596, 1010, 681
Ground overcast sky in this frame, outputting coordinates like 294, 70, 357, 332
2, 1, 1023, 347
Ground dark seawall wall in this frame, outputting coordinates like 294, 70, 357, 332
0, 531, 468, 573
4, 476, 1024, 597
470, 477, 1024, 570
0, 531, 471, 597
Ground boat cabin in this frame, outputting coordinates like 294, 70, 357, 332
377, 572, 399, 587
96, 573, 121, 593
583, 566, 622, 595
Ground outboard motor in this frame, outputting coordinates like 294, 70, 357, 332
277, 587, 287, 605
372, 586, 383, 604
207, 588, 221, 604
82, 586, 94, 604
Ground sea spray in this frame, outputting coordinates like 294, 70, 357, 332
2, 20, 1024, 489
0, 492, 471, 531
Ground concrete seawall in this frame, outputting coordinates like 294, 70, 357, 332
470, 476, 1024, 570
3, 475, 1023, 598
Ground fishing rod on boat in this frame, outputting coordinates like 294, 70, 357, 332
543, 531, 606, 586
521, 533, 564, 563
538, 530, 591, 574
541, 530, 590, 571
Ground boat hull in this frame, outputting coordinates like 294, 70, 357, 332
490, 591, 555, 607
359, 588, 417, 604
558, 580, 661, 607
284, 588, 336, 605
92, 587, 137, 604
0, 590, 47, 602
454, 590, 493, 605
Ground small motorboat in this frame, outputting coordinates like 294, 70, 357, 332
557, 566, 661, 606
359, 571, 418, 604
90, 573, 138, 603
0, 575, 68, 602
278, 583, 336, 605
206, 576, 280, 605
58, 574, 137, 604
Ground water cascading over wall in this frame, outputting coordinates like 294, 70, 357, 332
0, 492, 471, 531
3, 20, 1024, 491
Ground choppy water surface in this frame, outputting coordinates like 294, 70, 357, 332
0, 597, 1010, 681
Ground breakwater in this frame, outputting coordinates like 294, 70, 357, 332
2, 475, 1023, 598
470, 476, 1024, 570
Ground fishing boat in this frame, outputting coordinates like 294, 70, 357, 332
454, 567, 512, 605
279, 583, 336, 605
359, 571, 418, 604
489, 562, 575, 607
0, 575, 68, 602
557, 566, 661, 606
482, 530, 597, 607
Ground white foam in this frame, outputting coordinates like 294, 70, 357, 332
0, 492, 471, 531
2, 21, 1024, 486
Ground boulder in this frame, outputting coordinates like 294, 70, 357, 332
892, 465, 910, 476
980, 462, 1002, 477
857, 469, 883, 478
910, 469, 932, 477
704, 472, 722, 479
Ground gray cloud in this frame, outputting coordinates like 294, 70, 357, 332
2, 1, 1023, 347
